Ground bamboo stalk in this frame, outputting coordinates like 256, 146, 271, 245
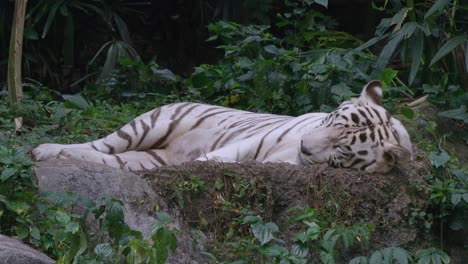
7, 0, 28, 109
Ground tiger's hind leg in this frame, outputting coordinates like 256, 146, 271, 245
33, 106, 178, 161
58, 148, 168, 171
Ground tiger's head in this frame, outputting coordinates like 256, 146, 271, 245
299, 80, 412, 173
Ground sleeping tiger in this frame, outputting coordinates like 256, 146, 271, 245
32, 80, 412, 173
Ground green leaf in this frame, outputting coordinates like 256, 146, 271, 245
63, 94, 89, 110
379, 68, 399, 87
152, 212, 172, 234
375, 33, 403, 71
259, 244, 287, 257
429, 35, 468, 67
106, 199, 124, 222
350, 256, 369, 264
408, 31, 424, 85
462, 193, 468, 203
15, 226, 29, 239
390, 8, 409, 31
9, 201, 30, 215
451, 194, 461, 206
264, 45, 287, 55
114, 13, 131, 44
1, 167, 16, 181
424, 0, 451, 19
56, 211, 71, 224
65, 221, 80, 234
428, 151, 450, 168
400, 107, 415, 120
438, 105, 468, 123
391, 247, 411, 264
319, 251, 336, 264
314, 0, 328, 8
242, 215, 261, 224
42, 0, 64, 38
95, 243, 113, 258
416, 248, 450, 264
251, 222, 274, 245
30, 227, 41, 240
154, 69, 178, 81
291, 243, 309, 257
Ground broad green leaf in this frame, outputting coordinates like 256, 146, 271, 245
291, 243, 309, 257
242, 215, 260, 224
56, 211, 71, 224
30, 227, 41, 240
463, 193, 468, 203
428, 151, 450, 168
369, 250, 389, 264
251, 222, 274, 245
438, 105, 468, 123
319, 251, 336, 264
95, 243, 113, 257
350, 256, 369, 264
63, 94, 89, 110
129, 239, 149, 264
408, 31, 424, 85
416, 248, 450, 264
391, 247, 411, 264
15, 226, 29, 239
379, 68, 399, 88
259, 244, 287, 257
400, 107, 415, 120
1, 167, 16, 181
65, 221, 80, 234
430, 35, 468, 66
264, 45, 286, 55
154, 69, 178, 81
451, 193, 461, 206
106, 199, 124, 222
9, 201, 30, 215
424, 0, 451, 19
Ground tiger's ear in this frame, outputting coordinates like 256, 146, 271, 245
383, 142, 412, 165
360, 80, 383, 105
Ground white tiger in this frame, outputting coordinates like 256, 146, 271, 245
33, 80, 412, 173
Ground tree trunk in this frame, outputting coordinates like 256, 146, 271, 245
7, 0, 28, 109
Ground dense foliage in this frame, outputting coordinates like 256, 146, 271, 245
1, 0, 467, 263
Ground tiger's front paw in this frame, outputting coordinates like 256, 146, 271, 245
32, 144, 66, 161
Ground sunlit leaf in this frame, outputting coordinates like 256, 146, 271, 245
400, 107, 415, 120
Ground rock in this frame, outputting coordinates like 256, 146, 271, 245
33, 147, 433, 262
0, 235, 54, 264
34, 159, 204, 264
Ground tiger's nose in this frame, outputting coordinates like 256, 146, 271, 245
301, 140, 312, 155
